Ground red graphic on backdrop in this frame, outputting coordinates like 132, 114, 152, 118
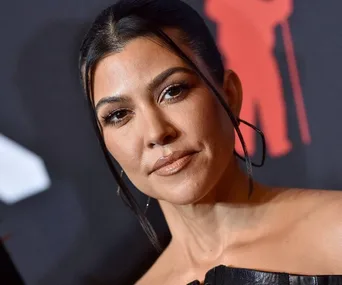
206, 0, 311, 157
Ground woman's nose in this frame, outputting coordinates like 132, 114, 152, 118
143, 110, 178, 148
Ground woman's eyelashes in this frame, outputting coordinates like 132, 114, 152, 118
101, 81, 192, 127
101, 108, 133, 126
158, 81, 191, 104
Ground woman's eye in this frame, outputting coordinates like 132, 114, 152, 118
113, 110, 127, 120
102, 109, 130, 126
165, 85, 183, 98
160, 83, 190, 103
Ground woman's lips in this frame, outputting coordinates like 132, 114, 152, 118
151, 150, 197, 177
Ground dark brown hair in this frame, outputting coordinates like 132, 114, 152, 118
79, 0, 252, 252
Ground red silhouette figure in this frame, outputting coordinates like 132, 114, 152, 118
206, 0, 294, 157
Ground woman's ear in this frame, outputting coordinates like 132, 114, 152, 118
222, 69, 243, 118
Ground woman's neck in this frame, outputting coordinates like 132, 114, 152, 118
158, 161, 280, 264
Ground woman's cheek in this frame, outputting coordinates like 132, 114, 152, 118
103, 132, 127, 164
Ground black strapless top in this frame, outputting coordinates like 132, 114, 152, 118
187, 265, 342, 285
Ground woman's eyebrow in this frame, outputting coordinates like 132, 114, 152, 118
95, 66, 195, 113
146, 66, 195, 92
95, 95, 130, 114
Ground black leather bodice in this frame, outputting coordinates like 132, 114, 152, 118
187, 265, 342, 285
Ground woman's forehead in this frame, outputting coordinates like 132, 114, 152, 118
98, 37, 189, 76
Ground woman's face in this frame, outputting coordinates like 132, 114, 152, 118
93, 34, 241, 205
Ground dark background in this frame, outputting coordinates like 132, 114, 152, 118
1, 0, 342, 284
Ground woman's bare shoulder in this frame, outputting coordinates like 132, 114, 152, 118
285, 188, 342, 270
285, 187, 342, 207
301, 188, 342, 226
280, 187, 342, 224
274, 187, 342, 208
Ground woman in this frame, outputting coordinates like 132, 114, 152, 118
79, 0, 342, 284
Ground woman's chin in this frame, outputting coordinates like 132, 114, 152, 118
156, 180, 212, 206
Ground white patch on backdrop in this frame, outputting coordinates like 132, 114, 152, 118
0, 133, 50, 204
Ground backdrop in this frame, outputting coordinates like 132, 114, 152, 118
1, 0, 342, 284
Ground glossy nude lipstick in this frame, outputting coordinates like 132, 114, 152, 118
151, 150, 196, 177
